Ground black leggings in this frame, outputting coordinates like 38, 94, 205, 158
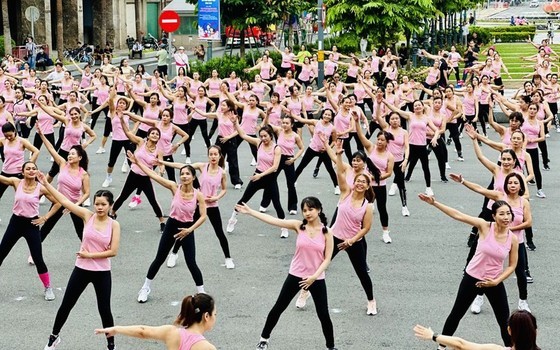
147, 218, 203, 286
525, 148, 543, 190
538, 140, 549, 168
172, 206, 231, 258
107, 140, 132, 168
33, 132, 56, 151
372, 186, 389, 227
405, 144, 431, 187
216, 137, 242, 186
112, 171, 164, 218
173, 123, 190, 156
54, 126, 65, 151
441, 273, 511, 347
0, 214, 48, 275
332, 236, 373, 300
41, 205, 84, 242
0, 172, 22, 199
446, 123, 462, 156
260, 155, 297, 211
295, 148, 338, 187
478, 104, 489, 135
462, 114, 477, 133
261, 274, 334, 348
90, 106, 109, 131
186, 119, 212, 155
237, 171, 285, 219
236, 135, 258, 161
47, 150, 69, 178
419, 82, 437, 100
393, 160, 407, 207
51, 267, 114, 347
427, 137, 448, 179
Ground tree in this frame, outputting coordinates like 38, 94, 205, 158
100, 0, 107, 49
325, 0, 440, 47
1, 0, 12, 55
135, 0, 142, 42
56, 0, 63, 58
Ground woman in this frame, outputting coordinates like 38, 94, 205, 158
427, 96, 450, 182
228, 92, 267, 166
281, 85, 307, 138
16, 94, 54, 150
11, 86, 33, 138
419, 60, 441, 100
235, 198, 337, 350
0, 122, 40, 199
460, 83, 479, 134
95, 294, 217, 350
0, 96, 14, 141
520, 103, 546, 198
184, 86, 216, 154
127, 88, 163, 139
272, 44, 295, 77
128, 73, 150, 114
109, 114, 166, 232
418, 194, 518, 348
41, 184, 120, 350
261, 92, 285, 127
158, 85, 191, 162
245, 54, 277, 81
293, 57, 315, 87
414, 310, 539, 350
328, 95, 355, 162
0, 162, 57, 301
250, 74, 271, 102
87, 75, 110, 149
443, 86, 464, 161
164, 146, 234, 269
134, 159, 207, 303
225, 122, 285, 237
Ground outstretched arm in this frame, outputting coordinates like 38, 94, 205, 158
418, 193, 488, 231
235, 203, 301, 231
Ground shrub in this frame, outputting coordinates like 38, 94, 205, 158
0, 36, 17, 57
469, 27, 492, 45
493, 32, 535, 42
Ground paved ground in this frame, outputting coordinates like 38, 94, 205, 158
0, 112, 558, 349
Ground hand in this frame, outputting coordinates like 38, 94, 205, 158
250, 173, 262, 182
234, 202, 252, 214
77, 248, 91, 258
63, 208, 71, 215
400, 160, 407, 172
171, 144, 180, 154
464, 124, 477, 139
476, 278, 498, 288
32, 215, 48, 226
430, 138, 438, 147
449, 173, 463, 183
94, 327, 116, 337
352, 110, 359, 120
285, 157, 295, 165
174, 227, 192, 240
219, 136, 229, 143
205, 195, 218, 203
126, 150, 137, 164
413, 325, 434, 341
337, 239, 353, 251
418, 193, 435, 204
299, 276, 317, 290
36, 171, 48, 185
335, 138, 344, 154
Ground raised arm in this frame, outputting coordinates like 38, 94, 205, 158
464, 124, 499, 173
235, 202, 301, 231
36, 125, 66, 166
119, 114, 143, 145
127, 151, 177, 193
449, 173, 502, 201
230, 114, 259, 146
414, 324, 504, 350
418, 194, 488, 231
36, 172, 91, 220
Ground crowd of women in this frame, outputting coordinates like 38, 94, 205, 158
0, 40, 549, 350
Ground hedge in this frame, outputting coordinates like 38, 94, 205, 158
469, 25, 537, 45
493, 32, 535, 42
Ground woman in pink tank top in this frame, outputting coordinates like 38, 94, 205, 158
459, 83, 480, 135
128, 73, 149, 115
84, 75, 111, 136
250, 74, 271, 102
0, 95, 15, 139
245, 54, 277, 80
95, 293, 217, 350
0, 162, 57, 302
184, 86, 216, 156
443, 86, 464, 160
11, 86, 33, 138
129, 161, 207, 302
414, 310, 539, 350
127, 89, 163, 138
426, 97, 450, 182
39, 181, 120, 350
419, 194, 518, 348
226, 121, 285, 236
228, 92, 267, 166
159, 85, 193, 160
0, 122, 40, 198
236, 196, 337, 350
260, 92, 284, 126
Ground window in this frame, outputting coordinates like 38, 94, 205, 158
176, 15, 197, 35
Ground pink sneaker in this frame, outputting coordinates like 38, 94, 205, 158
128, 195, 142, 209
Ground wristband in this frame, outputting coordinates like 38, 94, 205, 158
432, 333, 439, 342
460, 178, 464, 184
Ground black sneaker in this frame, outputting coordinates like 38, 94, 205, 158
526, 241, 536, 251
543, 164, 550, 171
441, 177, 449, 183
160, 222, 166, 234
467, 233, 477, 247
256, 341, 269, 350
45, 334, 61, 349
313, 167, 319, 178
526, 271, 534, 283
446, 138, 452, 146
528, 179, 536, 185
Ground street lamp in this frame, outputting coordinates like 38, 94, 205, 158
317, 0, 324, 86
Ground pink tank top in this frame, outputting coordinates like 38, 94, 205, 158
12, 99, 28, 122
369, 150, 388, 186
334, 112, 351, 138
57, 164, 84, 203
13, 181, 41, 217
199, 164, 223, 208
505, 195, 525, 243
169, 188, 198, 222
256, 143, 276, 172
191, 98, 208, 121
132, 82, 146, 95
521, 120, 540, 149
173, 100, 189, 125
466, 223, 512, 280
208, 79, 221, 94
61, 122, 85, 152
251, 83, 266, 101
463, 94, 476, 115
96, 88, 110, 105
189, 80, 203, 96
325, 60, 337, 75
299, 65, 313, 81
408, 117, 428, 146
2, 138, 24, 174
80, 72, 93, 89
227, 78, 239, 93
267, 105, 283, 126
331, 194, 368, 240
260, 62, 272, 80
309, 121, 333, 152
241, 108, 259, 134
281, 52, 295, 68
501, 128, 512, 147
347, 64, 359, 78
140, 105, 161, 132
131, 143, 158, 176
110, 113, 129, 141
387, 129, 405, 162
289, 228, 327, 280
178, 328, 206, 350
303, 95, 315, 111
217, 114, 235, 137
277, 131, 296, 156
76, 215, 114, 271
286, 97, 302, 116
37, 108, 55, 134
479, 88, 490, 105
157, 122, 175, 156
274, 83, 287, 100
354, 85, 366, 103
426, 69, 439, 85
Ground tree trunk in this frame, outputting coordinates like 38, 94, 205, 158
1, 0, 12, 55
135, 0, 142, 41
239, 29, 245, 57
100, 0, 107, 49
56, 0, 63, 59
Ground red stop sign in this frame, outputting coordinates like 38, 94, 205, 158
159, 11, 180, 33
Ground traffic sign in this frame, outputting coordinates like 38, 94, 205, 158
159, 11, 180, 33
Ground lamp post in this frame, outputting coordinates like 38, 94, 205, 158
317, 0, 324, 86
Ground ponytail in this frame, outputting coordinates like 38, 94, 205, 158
174, 293, 215, 328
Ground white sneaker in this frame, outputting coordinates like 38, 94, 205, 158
388, 183, 398, 196
121, 160, 129, 173
39, 196, 46, 205
181, 149, 186, 155
167, 253, 179, 268
186, 157, 192, 164
28, 255, 35, 265
44, 335, 61, 350
234, 184, 242, 190
459, 133, 464, 139
102, 177, 112, 188
457, 156, 464, 162
334, 186, 341, 195
556, 126, 560, 133
486, 124, 490, 129
425, 187, 434, 196
280, 228, 289, 238
137, 287, 151, 303
536, 189, 546, 198
545, 133, 550, 138
83, 198, 91, 207
226, 218, 237, 233
44, 287, 55, 301
259, 206, 268, 213
96, 147, 106, 154
289, 210, 297, 215
382, 231, 392, 244
445, 162, 451, 169
401, 206, 410, 217
367, 299, 378, 315
250, 158, 257, 166
471, 295, 484, 314
225, 258, 235, 269
295, 289, 310, 308
49, 156, 54, 162
518, 299, 531, 312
